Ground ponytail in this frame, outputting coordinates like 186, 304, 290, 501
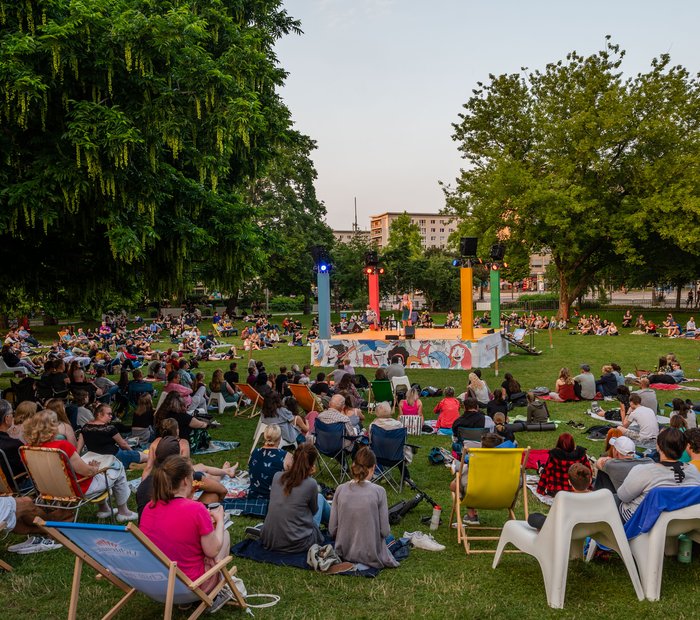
350, 447, 376, 482
280, 443, 318, 495
150, 455, 193, 506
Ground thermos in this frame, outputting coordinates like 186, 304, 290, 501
430, 505, 442, 530
678, 535, 692, 564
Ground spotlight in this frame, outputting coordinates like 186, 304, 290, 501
378, 267, 385, 275
311, 245, 332, 274
452, 258, 462, 267
319, 264, 328, 273
365, 267, 374, 275
490, 243, 506, 261
492, 264, 499, 271
459, 237, 478, 257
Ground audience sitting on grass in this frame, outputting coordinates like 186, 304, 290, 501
434, 387, 462, 434
23, 410, 137, 521
329, 447, 399, 569
536, 433, 592, 497
131, 392, 155, 445
486, 388, 509, 418
647, 360, 685, 384
526, 392, 549, 424
633, 377, 659, 412
500, 373, 522, 401
261, 391, 304, 446
620, 393, 659, 447
528, 463, 593, 530
78, 403, 147, 468
398, 387, 424, 422
670, 398, 697, 430
154, 392, 211, 446
451, 397, 495, 437
616, 428, 700, 522
139, 454, 234, 612
259, 444, 330, 553
573, 364, 596, 400
553, 367, 578, 402
594, 436, 652, 492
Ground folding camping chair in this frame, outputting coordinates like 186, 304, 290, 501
35, 519, 246, 620
449, 446, 529, 554
368, 380, 394, 412
369, 426, 412, 492
234, 383, 263, 418
289, 384, 322, 413
312, 420, 353, 486
19, 446, 115, 522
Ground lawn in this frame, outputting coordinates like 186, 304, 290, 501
2, 311, 699, 620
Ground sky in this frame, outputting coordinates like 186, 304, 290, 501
274, 0, 700, 230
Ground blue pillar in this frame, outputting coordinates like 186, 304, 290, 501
317, 271, 331, 339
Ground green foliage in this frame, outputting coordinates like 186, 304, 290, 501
331, 235, 373, 307
268, 295, 302, 312
386, 212, 423, 258
517, 292, 559, 303
445, 38, 700, 320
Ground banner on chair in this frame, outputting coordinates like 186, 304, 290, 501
311, 333, 507, 369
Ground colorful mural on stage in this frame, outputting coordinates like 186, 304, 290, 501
311, 332, 507, 369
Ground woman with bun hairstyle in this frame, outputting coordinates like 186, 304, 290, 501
329, 447, 398, 568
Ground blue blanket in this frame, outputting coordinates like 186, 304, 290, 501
231, 536, 381, 577
624, 486, 700, 539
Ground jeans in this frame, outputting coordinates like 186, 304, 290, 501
115, 448, 142, 468
313, 494, 331, 526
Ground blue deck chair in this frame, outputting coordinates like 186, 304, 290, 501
313, 419, 352, 486
35, 519, 246, 620
127, 381, 156, 408
369, 426, 410, 492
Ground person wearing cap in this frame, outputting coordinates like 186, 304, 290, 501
594, 436, 653, 492
573, 364, 596, 400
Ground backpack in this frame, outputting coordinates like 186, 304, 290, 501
427, 447, 445, 465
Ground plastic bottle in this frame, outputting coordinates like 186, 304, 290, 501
430, 505, 442, 531
678, 535, 692, 564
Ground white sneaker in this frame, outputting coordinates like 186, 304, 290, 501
8, 535, 40, 553
116, 510, 139, 523
96, 507, 119, 519
403, 531, 445, 552
16, 536, 63, 555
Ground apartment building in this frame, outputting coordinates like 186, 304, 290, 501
332, 229, 370, 244
369, 212, 457, 250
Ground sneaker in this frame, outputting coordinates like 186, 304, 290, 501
245, 523, 263, 539
16, 536, 63, 555
96, 507, 119, 519
463, 515, 481, 526
116, 510, 139, 523
8, 535, 40, 553
403, 531, 445, 552
208, 585, 233, 614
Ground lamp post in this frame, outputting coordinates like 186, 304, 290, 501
312, 246, 332, 339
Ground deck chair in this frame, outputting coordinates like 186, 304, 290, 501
586, 487, 700, 601
494, 489, 644, 609
369, 426, 411, 492
19, 446, 115, 522
0, 449, 32, 496
207, 392, 238, 415
234, 383, 263, 418
288, 384, 321, 413
449, 446, 529, 554
153, 391, 168, 413
313, 420, 352, 486
368, 380, 394, 412
0, 358, 29, 377
35, 519, 246, 620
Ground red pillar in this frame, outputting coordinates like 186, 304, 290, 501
368, 273, 381, 328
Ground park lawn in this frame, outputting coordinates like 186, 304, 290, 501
2, 317, 700, 619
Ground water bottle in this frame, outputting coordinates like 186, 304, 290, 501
592, 401, 598, 412
678, 535, 692, 564
430, 505, 442, 531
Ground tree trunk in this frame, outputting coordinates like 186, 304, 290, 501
557, 270, 571, 321
43, 315, 58, 326
0, 314, 8, 330
676, 284, 682, 310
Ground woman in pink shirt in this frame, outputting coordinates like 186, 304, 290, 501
140, 455, 232, 607
433, 387, 461, 434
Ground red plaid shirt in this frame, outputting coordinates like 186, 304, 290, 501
536, 447, 591, 496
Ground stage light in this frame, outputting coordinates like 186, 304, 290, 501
492, 264, 499, 271
311, 245, 332, 273
503, 262, 508, 268
365, 267, 374, 275
319, 263, 328, 273
452, 258, 462, 267
490, 243, 506, 261
378, 267, 385, 275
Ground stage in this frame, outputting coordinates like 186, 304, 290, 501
310, 327, 508, 370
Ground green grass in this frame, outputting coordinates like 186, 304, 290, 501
3, 316, 700, 619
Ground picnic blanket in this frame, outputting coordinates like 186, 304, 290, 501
231, 536, 383, 577
650, 383, 683, 391
192, 440, 240, 455
538, 394, 579, 402
525, 474, 554, 506
585, 411, 671, 428
511, 415, 563, 428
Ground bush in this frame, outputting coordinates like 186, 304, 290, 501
269, 296, 303, 312
517, 293, 559, 303
578, 300, 602, 310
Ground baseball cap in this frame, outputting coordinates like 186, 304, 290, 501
580, 364, 591, 372
610, 436, 635, 456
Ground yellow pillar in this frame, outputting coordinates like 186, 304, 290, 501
460, 265, 474, 341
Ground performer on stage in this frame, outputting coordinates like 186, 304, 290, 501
400, 293, 413, 329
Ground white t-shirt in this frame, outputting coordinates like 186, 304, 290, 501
626, 405, 659, 442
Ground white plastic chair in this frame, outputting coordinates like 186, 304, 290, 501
207, 392, 238, 415
390, 376, 411, 406
250, 420, 296, 455
0, 358, 29, 377
493, 489, 643, 609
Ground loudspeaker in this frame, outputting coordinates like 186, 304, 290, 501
404, 326, 416, 338
385, 335, 399, 341
489, 243, 505, 261
364, 251, 378, 266
460, 237, 478, 257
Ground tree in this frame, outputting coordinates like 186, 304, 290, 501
332, 235, 373, 307
444, 39, 700, 319
0, 0, 301, 314
385, 212, 423, 258
413, 251, 460, 311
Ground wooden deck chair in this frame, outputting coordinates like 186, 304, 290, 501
153, 390, 168, 413
449, 445, 529, 554
368, 380, 394, 412
288, 384, 322, 413
35, 519, 247, 620
19, 446, 115, 522
234, 383, 263, 418
0, 449, 33, 497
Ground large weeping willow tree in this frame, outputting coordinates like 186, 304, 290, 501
0, 0, 301, 315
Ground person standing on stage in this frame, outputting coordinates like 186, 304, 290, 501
400, 294, 413, 329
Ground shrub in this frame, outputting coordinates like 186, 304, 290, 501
269, 296, 303, 312
517, 293, 559, 303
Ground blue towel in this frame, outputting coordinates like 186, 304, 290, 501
624, 486, 700, 539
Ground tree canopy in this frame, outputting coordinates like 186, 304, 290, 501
0, 0, 307, 316
444, 38, 700, 318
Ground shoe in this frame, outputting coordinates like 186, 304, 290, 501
209, 420, 222, 428
116, 510, 139, 523
403, 531, 445, 552
245, 524, 263, 539
208, 585, 233, 614
7, 535, 40, 553
96, 507, 119, 519
16, 536, 63, 555
463, 515, 481, 526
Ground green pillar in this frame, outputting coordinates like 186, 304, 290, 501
490, 267, 501, 329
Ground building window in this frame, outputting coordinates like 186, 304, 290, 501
430, 219, 435, 224
430, 236, 436, 241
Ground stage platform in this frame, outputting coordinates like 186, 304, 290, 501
311, 327, 508, 370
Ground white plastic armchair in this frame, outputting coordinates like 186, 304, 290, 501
493, 489, 643, 609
